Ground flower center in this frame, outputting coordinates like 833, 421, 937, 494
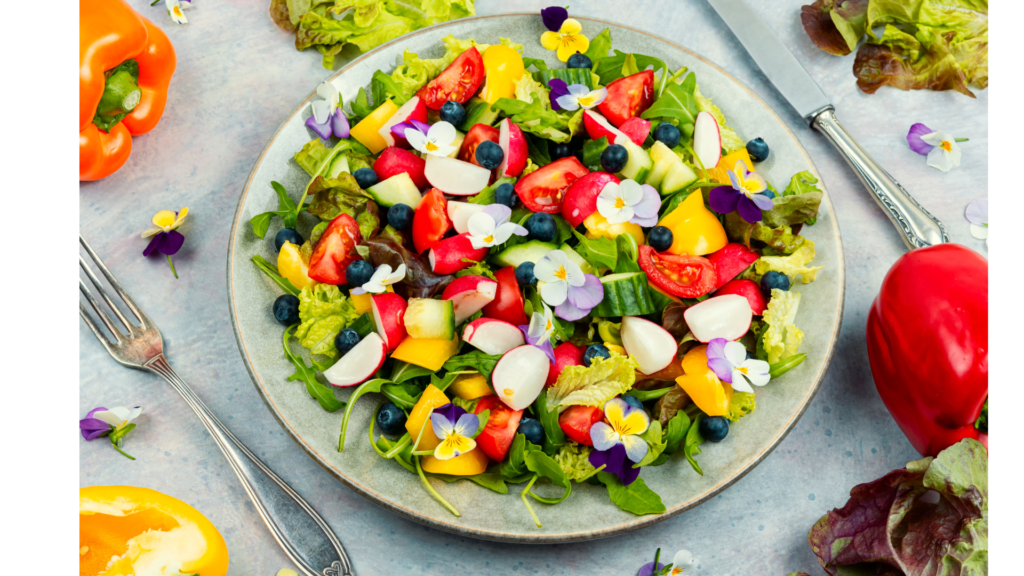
426, 141, 438, 152
484, 235, 494, 243
738, 367, 749, 375
555, 266, 568, 280
579, 95, 595, 107
941, 140, 952, 152
560, 33, 576, 47
545, 319, 552, 331
173, 6, 183, 16
614, 197, 626, 209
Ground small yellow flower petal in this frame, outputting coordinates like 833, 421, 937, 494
557, 34, 590, 62
172, 207, 189, 229
152, 210, 177, 228
141, 228, 163, 239
433, 434, 476, 460
541, 31, 561, 51
559, 18, 583, 35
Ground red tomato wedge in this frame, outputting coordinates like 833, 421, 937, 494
514, 156, 589, 214
639, 245, 717, 298
597, 70, 655, 127
307, 214, 362, 285
458, 123, 500, 168
706, 243, 759, 289
558, 405, 604, 446
482, 266, 529, 326
474, 395, 523, 462
412, 188, 451, 254
416, 47, 486, 110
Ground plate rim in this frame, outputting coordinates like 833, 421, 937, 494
227, 12, 846, 543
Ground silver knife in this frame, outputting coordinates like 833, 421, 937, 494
706, 0, 948, 249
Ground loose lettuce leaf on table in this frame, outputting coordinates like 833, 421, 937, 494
800, 0, 869, 56
295, 284, 361, 358
854, 23, 984, 97
546, 354, 640, 410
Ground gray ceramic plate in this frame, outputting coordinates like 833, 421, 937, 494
227, 14, 845, 543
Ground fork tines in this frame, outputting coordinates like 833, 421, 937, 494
79, 235, 151, 345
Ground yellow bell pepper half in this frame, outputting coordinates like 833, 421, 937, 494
479, 45, 525, 104
405, 384, 450, 451
80, 485, 229, 576
656, 190, 728, 256
390, 335, 459, 371
705, 148, 754, 184
448, 373, 493, 400
277, 241, 316, 291
421, 446, 490, 476
675, 345, 732, 417
583, 212, 645, 246
350, 100, 399, 154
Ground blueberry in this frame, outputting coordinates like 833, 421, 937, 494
439, 100, 466, 126
515, 261, 537, 286
334, 328, 360, 355
763, 188, 776, 200
622, 395, 644, 411
518, 417, 545, 446
274, 228, 304, 251
346, 260, 374, 287
600, 144, 629, 173
475, 140, 505, 170
273, 294, 300, 325
760, 270, 790, 298
353, 167, 379, 189
495, 182, 518, 208
376, 402, 408, 436
653, 123, 681, 148
567, 52, 593, 69
583, 344, 611, 367
699, 416, 729, 442
387, 203, 414, 230
647, 226, 673, 252
550, 142, 573, 161
526, 212, 556, 242
746, 137, 770, 162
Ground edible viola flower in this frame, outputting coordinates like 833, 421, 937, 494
306, 81, 350, 141
142, 207, 188, 279
549, 79, 607, 111
394, 120, 457, 158
351, 263, 406, 295
966, 198, 988, 247
164, 0, 192, 25
467, 204, 528, 249
430, 403, 479, 460
534, 249, 584, 307
705, 338, 770, 394
80, 407, 114, 441
596, 179, 661, 227
638, 549, 697, 576
540, 8, 590, 62
588, 397, 650, 485
519, 303, 557, 363
906, 123, 963, 172
80, 405, 143, 460
709, 160, 773, 223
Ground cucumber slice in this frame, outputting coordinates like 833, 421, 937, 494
349, 312, 376, 337
592, 272, 656, 317
449, 131, 465, 159
661, 162, 699, 195
581, 137, 609, 171
647, 283, 680, 316
326, 154, 350, 178
559, 243, 594, 274
644, 141, 680, 190
367, 172, 423, 208
532, 69, 593, 90
616, 139, 653, 183
491, 239, 558, 268
405, 298, 455, 340
459, 96, 500, 132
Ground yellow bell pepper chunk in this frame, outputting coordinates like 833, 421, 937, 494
583, 212, 645, 246
675, 345, 732, 416
421, 446, 490, 475
80, 486, 229, 576
390, 335, 459, 371
406, 384, 450, 451
351, 292, 373, 315
705, 149, 754, 184
479, 45, 525, 104
276, 241, 316, 290
657, 190, 728, 256
350, 100, 399, 154
448, 373, 493, 400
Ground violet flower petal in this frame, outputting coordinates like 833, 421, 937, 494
390, 121, 416, 140
158, 230, 185, 256
589, 442, 627, 476
632, 185, 661, 219
619, 457, 642, 485
305, 114, 333, 140
410, 118, 432, 136
737, 197, 764, 223
555, 298, 591, 322
536, 338, 556, 364
709, 186, 741, 215
637, 562, 668, 576
143, 233, 163, 257
566, 275, 604, 309
630, 214, 659, 228
965, 198, 988, 225
80, 418, 112, 440
751, 193, 775, 211
548, 78, 570, 110
707, 357, 734, 383
707, 338, 728, 359
86, 407, 109, 418
907, 123, 935, 155
541, 6, 569, 32
330, 108, 350, 139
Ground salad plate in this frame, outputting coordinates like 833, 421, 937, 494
227, 13, 844, 543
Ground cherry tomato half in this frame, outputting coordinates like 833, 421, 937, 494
514, 156, 589, 214
482, 266, 529, 326
412, 188, 451, 254
639, 244, 717, 298
558, 405, 605, 447
458, 123, 500, 168
307, 213, 362, 285
597, 70, 655, 127
474, 395, 523, 462
416, 47, 486, 110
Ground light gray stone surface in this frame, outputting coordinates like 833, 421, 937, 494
80, 0, 987, 574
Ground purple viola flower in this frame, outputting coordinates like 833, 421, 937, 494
541, 6, 569, 32
596, 179, 661, 227
907, 122, 935, 155
80, 406, 144, 460
391, 118, 432, 141
393, 120, 459, 157
534, 249, 605, 320
587, 398, 650, 486
548, 78, 571, 110
141, 208, 188, 278
80, 406, 112, 441
705, 338, 770, 394
306, 81, 350, 141
429, 403, 479, 460
519, 303, 556, 363
709, 160, 774, 223
555, 274, 604, 321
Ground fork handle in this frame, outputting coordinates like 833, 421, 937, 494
145, 355, 353, 576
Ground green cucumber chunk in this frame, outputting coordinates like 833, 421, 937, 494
459, 96, 500, 131
491, 240, 558, 268
532, 68, 594, 90
327, 154, 350, 178
367, 172, 423, 208
592, 272, 656, 317
404, 298, 455, 340
581, 137, 609, 171
660, 162, 699, 195
617, 139, 653, 183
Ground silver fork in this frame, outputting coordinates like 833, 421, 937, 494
79, 235, 353, 576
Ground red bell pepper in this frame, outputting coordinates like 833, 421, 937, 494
866, 244, 988, 457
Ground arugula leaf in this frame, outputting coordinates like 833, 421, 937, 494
524, 451, 572, 504
641, 79, 699, 127
632, 421, 667, 467
584, 28, 613, 62
469, 177, 515, 206
380, 382, 423, 410
571, 228, 618, 271
371, 69, 410, 106
614, 233, 642, 273
251, 255, 300, 296
430, 471, 509, 494
768, 353, 807, 379
443, 350, 502, 380
430, 371, 461, 392
350, 87, 374, 120
553, 215, 574, 246
626, 387, 673, 403
663, 409, 691, 454
498, 433, 533, 480
338, 378, 391, 451
390, 361, 433, 384
250, 181, 299, 238
597, 472, 667, 515
683, 413, 706, 475
283, 327, 345, 413
522, 56, 548, 71
533, 392, 566, 455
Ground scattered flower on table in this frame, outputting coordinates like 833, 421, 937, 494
588, 397, 650, 485
430, 403, 479, 460
548, 78, 606, 111
534, 249, 604, 321
306, 81, 350, 141
394, 120, 458, 157
706, 337, 771, 393
906, 123, 966, 172
519, 302, 557, 363
597, 179, 661, 227
709, 160, 773, 223
351, 263, 406, 295
162, 0, 192, 25
467, 204, 528, 249
80, 405, 144, 460
540, 7, 590, 62
637, 548, 697, 576
965, 198, 988, 247
142, 208, 188, 279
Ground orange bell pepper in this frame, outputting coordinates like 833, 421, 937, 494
675, 345, 732, 416
80, 0, 176, 181
80, 485, 229, 576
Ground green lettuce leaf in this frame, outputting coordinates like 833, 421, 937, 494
306, 174, 380, 239
800, 0, 869, 56
491, 94, 578, 143
295, 284, 361, 358
571, 228, 618, 271
584, 28, 613, 62
546, 354, 640, 410
641, 76, 698, 127
694, 85, 744, 153
596, 472, 666, 515
726, 391, 756, 423
754, 239, 823, 283
515, 72, 550, 109
553, 443, 597, 482
724, 213, 808, 255
761, 288, 804, 364
781, 170, 823, 196
294, 139, 333, 176
389, 35, 519, 99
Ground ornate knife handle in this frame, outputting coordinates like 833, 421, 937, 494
811, 108, 948, 250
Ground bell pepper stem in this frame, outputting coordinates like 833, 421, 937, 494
93, 60, 141, 132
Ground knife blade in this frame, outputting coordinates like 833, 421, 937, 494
705, 0, 949, 249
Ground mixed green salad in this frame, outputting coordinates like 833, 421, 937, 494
250, 12, 825, 524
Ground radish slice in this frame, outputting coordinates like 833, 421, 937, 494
492, 345, 550, 410
463, 317, 525, 355
693, 111, 722, 170
447, 201, 486, 234
323, 333, 387, 387
424, 155, 491, 196
683, 295, 753, 342
621, 316, 679, 375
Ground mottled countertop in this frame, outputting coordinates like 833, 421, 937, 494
79, 0, 987, 574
